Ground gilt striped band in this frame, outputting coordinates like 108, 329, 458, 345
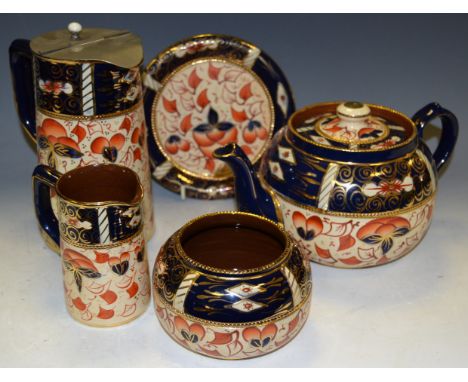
81, 63, 95, 116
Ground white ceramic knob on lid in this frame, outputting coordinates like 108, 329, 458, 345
337, 101, 371, 119
68, 21, 82, 40
313, 101, 390, 146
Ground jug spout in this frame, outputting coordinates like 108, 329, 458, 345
214, 143, 278, 222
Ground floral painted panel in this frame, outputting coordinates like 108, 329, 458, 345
62, 235, 150, 327
154, 293, 310, 360
278, 195, 435, 268
154, 60, 274, 179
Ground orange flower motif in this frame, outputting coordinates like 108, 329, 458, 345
164, 135, 190, 155
90, 134, 125, 162
357, 217, 411, 254
62, 249, 101, 292
192, 108, 237, 173
242, 323, 278, 348
131, 122, 146, 146
37, 119, 83, 166
174, 316, 205, 344
242, 120, 268, 144
108, 252, 130, 275
292, 211, 323, 241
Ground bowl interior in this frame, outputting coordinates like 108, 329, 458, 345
180, 213, 287, 272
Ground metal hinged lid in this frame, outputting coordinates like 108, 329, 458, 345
30, 22, 143, 68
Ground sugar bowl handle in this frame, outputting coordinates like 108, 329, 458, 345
32, 165, 62, 247
9, 39, 36, 141
412, 103, 459, 172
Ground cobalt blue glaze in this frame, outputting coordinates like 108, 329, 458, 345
251, 50, 296, 135
412, 102, 459, 172
10, 39, 143, 121
9, 39, 36, 139
216, 101, 459, 217
258, 128, 435, 213
33, 56, 142, 116
32, 165, 61, 246
153, 212, 311, 325
183, 272, 293, 323
33, 164, 143, 248
93, 63, 142, 115
213, 143, 278, 222
56, 203, 141, 245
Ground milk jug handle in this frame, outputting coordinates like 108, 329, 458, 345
9, 39, 36, 141
32, 165, 62, 248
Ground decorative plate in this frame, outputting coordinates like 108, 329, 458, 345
144, 34, 295, 199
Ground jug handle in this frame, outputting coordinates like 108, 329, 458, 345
32, 165, 62, 248
10, 39, 36, 141
412, 102, 458, 173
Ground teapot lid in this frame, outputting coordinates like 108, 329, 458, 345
290, 101, 416, 153
30, 22, 143, 68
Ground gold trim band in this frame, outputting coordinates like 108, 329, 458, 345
36, 98, 144, 121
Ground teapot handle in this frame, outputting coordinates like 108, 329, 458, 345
32, 165, 62, 248
412, 102, 458, 173
9, 39, 36, 141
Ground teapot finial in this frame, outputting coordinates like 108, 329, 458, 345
337, 101, 371, 119
68, 22, 82, 40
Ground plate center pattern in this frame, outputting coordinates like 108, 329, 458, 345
153, 59, 274, 179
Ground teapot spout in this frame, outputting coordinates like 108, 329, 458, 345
214, 143, 278, 222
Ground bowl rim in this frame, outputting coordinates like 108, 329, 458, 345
174, 211, 294, 276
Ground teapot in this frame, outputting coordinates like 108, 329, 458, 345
214, 101, 458, 268
9, 22, 154, 250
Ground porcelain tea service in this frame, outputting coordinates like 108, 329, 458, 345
10, 23, 459, 360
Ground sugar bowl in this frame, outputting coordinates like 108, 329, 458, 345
152, 211, 312, 359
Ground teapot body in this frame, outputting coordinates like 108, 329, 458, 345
260, 127, 437, 268
254, 101, 458, 268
